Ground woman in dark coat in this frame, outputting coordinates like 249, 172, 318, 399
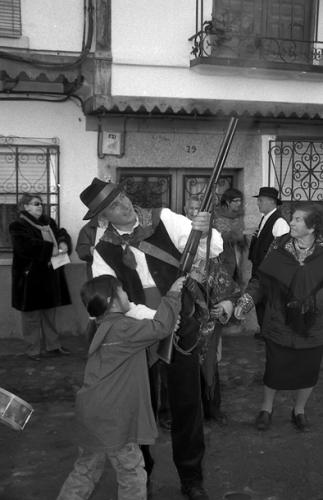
9, 193, 72, 360
236, 202, 323, 432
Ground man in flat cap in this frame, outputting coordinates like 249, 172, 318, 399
249, 187, 290, 335
77, 177, 224, 500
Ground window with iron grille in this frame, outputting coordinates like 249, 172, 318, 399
0, 0, 22, 38
0, 138, 60, 252
268, 137, 323, 220
118, 168, 234, 215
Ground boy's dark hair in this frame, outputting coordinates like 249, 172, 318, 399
81, 275, 122, 318
220, 188, 243, 206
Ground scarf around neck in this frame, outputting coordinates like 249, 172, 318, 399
20, 212, 58, 253
99, 207, 161, 269
259, 236, 323, 335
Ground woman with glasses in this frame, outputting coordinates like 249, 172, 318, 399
9, 193, 72, 360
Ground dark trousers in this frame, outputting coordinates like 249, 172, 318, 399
255, 301, 266, 331
252, 266, 266, 332
148, 332, 204, 487
21, 308, 61, 356
201, 363, 221, 418
148, 361, 170, 420
167, 338, 204, 486
145, 288, 205, 487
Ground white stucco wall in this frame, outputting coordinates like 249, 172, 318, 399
0, 100, 98, 337
111, 0, 323, 106
112, 0, 200, 67
112, 64, 323, 104
21, 0, 84, 51
0, 100, 97, 251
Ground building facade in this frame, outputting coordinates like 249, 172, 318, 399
1, 0, 323, 336
0, 0, 97, 335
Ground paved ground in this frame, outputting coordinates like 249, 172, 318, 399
1, 332, 323, 500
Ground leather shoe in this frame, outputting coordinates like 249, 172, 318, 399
27, 353, 41, 361
255, 410, 272, 431
43, 347, 71, 357
211, 409, 228, 426
181, 484, 209, 500
58, 346, 71, 355
291, 410, 309, 432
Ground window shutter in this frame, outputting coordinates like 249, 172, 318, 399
0, 0, 21, 38
264, 0, 314, 40
212, 0, 315, 40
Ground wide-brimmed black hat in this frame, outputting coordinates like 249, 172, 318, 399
80, 178, 124, 220
253, 187, 282, 205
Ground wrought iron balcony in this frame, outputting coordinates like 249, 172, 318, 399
189, 4, 323, 73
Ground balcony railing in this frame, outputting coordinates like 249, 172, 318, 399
189, 2, 323, 72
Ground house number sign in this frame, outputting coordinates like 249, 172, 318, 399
185, 145, 197, 153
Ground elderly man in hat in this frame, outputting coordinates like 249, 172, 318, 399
248, 187, 290, 335
78, 178, 223, 500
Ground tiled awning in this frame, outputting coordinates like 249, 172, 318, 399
0, 70, 74, 93
86, 95, 323, 120
0, 55, 93, 97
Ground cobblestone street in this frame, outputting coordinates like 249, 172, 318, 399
1, 332, 323, 500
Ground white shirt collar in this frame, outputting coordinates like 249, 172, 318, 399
259, 208, 277, 231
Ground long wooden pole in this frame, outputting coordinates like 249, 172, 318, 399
179, 116, 239, 274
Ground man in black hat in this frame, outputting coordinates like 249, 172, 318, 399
248, 187, 289, 334
79, 178, 224, 500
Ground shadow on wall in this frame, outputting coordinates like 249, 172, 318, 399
0, 263, 89, 339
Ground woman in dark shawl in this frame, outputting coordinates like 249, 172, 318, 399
236, 202, 323, 432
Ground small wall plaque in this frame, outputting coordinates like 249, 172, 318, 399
101, 132, 124, 156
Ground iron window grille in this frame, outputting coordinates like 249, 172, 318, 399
118, 168, 234, 215
0, 137, 60, 252
268, 137, 323, 219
